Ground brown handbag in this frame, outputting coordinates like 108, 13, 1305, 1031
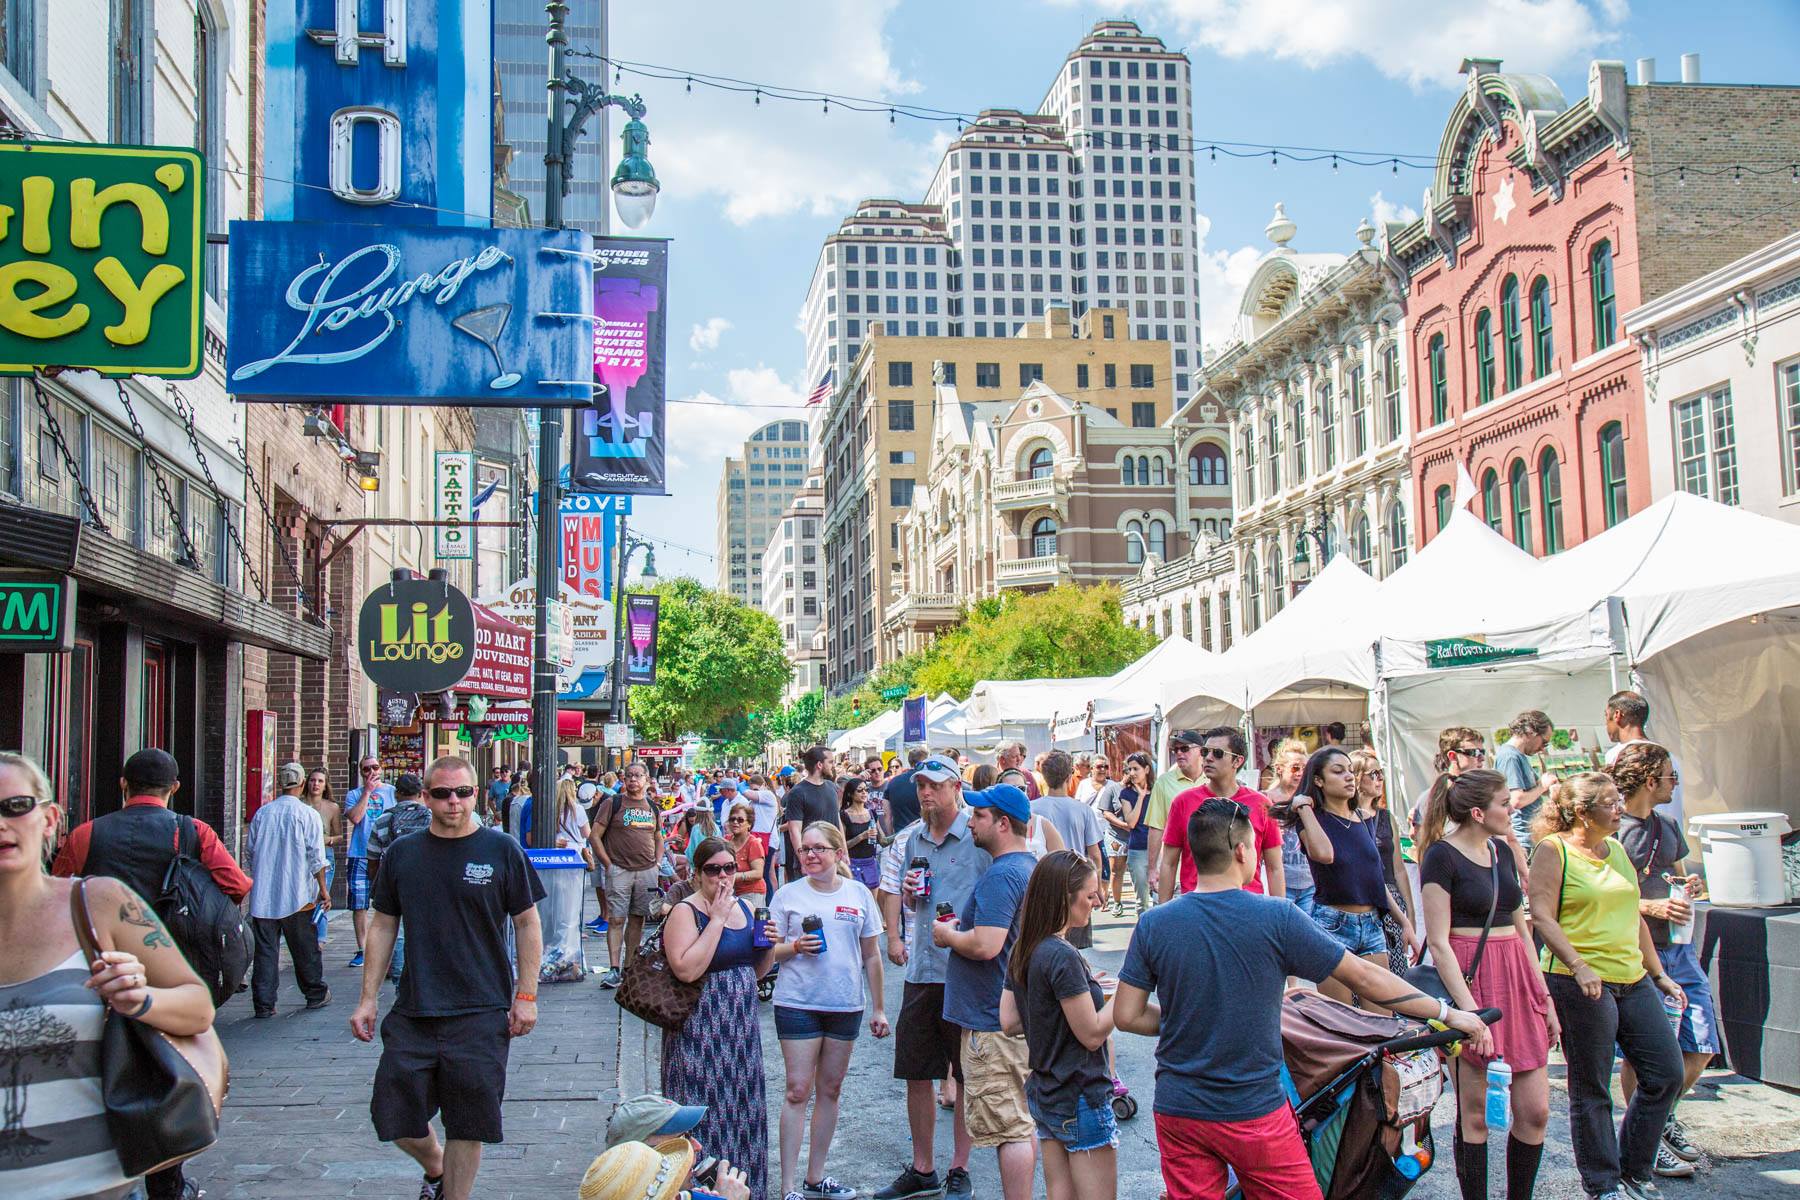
71, 877, 229, 1177
613, 902, 706, 1031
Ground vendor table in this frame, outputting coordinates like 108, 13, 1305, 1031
1699, 904, 1800, 1089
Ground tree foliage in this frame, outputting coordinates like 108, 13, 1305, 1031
912, 583, 1154, 697
626, 578, 790, 743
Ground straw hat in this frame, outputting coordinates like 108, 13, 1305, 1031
578, 1137, 695, 1200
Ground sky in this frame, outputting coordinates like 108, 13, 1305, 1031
597, 0, 1800, 588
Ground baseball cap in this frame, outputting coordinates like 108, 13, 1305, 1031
276, 761, 307, 788
1170, 728, 1207, 749
777, 765, 796, 778
122, 747, 180, 790
717, 777, 739, 791
393, 772, 423, 798
603, 1092, 708, 1150
913, 757, 961, 783
965, 783, 1031, 825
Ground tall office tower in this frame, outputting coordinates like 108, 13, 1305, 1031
493, 0, 606, 231
800, 20, 1200, 401
714, 419, 812, 604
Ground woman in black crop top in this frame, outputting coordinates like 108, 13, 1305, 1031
1417, 769, 1556, 1200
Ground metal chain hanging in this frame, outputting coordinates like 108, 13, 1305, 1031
28, 375, 110, 536
160, 384, 270, 605
113, 381, 203, 571
228, 433, 315, 617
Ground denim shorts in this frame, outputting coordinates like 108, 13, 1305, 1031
1288, 883, 1316, 918
1312, 905, 1387, 957
1658, 943, 1720, 1055
773, 1005, 863, 1042
1029, 1093, 1119, 1151
346, 857, 372, 911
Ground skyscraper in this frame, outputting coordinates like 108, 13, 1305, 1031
715, 419, 813, 604
493, 0, 606, 231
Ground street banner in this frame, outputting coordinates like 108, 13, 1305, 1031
560, 494, 626, 601
902, 695, 927, 744
624, 594, 660, 685
226, 223, 595, 406
435, 452, 474, 559
570, 239, 669, 495
357, 576, 474, 693
465, 602, 530, 698
0, 142, 205, 379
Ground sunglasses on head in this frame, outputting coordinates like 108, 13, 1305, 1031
0, 794, 47, 818
428, 785, 476, 799
1222, 799, 1249, 827
699, 861, 736, 877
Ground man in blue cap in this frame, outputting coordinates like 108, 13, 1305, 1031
935, 785, 1037, 1200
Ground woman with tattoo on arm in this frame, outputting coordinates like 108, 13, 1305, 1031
0, 751, 215, 1200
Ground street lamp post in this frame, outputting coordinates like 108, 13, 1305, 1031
533, 0, 660, 842
1290, 497, 1336, 591
609, 531, 657, 759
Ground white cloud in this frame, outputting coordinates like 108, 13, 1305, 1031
1133, 0, 1628, 88
689, 316, 732, 353
1369, 190, 1420, 227
1191, 211, 1264, 351
664, 365, 803, 474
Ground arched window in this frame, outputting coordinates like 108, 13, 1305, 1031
1599, 422, 1628, 528
1147, 518, 1167, 560
1031, 517, 1059, 558
1385, 504, 1409, 572
1289, 396, 1308, 480
1481, 468, 1503, 533
1509, 459, 1533, 553
1349, 511, 1373, 572
1027, 446, 1053, 479
1202, 517, 1218, 537
1540, 447, 1564, 554
1382, 344, 1403, 443
1122, 456, 1136, 485
1151, 458, 1166, 485
1475, 309, 1495, 405
1500, 276, 1523, 393
1428, 334, 1448, 425
1264, 415, 1282, 492
1125, 519, 1145, 564
1317, 381, 1337, 469
1590, 240, 1616, 351
1269, 549, 1286, 615
1434, 484, 1454, 535
1244, 550, 1262, 632
1530, 276, 1553, 378
1137, 455, 1151, 486
1189, 443, 1227, 486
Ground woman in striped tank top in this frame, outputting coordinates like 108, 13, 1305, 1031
0, 752, 216, 1200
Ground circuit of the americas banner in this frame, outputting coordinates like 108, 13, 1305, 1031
570, 238, 668, 496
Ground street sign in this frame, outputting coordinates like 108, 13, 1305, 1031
0, 142, 205, 379
0, 573, 74, 652
434, 452, 474, 559
634, 744, 683, 759
603, 723, 633, 749
880, 686, 908, 701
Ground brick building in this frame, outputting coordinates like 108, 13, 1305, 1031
1387, 56, 1800, 555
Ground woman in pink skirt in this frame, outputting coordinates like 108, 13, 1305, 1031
1417, 768, 1558, 1200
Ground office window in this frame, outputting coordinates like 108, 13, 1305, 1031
1475, 310, 1495, 405
1102, 315, 1116, 338
888, 361, 913, 387
1130, 364, 1155, 388
1539, 447, 1563, 554
939, 361, 957, 385
1434, 484, 1453, 535
1121, 456, 1136, 485
1509, 459, 1533, 552
1131, 401, 1155, 428
1781, 362, 1800, 498
1530, 276, 1553, 378
1104, 363, 1117, 388
1385, 504, 1409, 572
1125, 518, 1144, 564
890, 478, 915, 506
1672, 386, 1739, 505
1137, 455, 1151, 485
1076, 363, 1089, 389
1428, 334, 1448, 425
1147, 518, 1167, 560
887, 399, 915, 431
1481, 468, 1503, 533
976, 362, 1000, 388
1031, 517, 1058, 558
888, 450, 916, 464
1020, 363, 1044, 386
111, 0, 147, 143
1590, 240, 1617, 351
1500, 276, 1523, 393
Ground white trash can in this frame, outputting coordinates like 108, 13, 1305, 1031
1687, 812, 1793, 906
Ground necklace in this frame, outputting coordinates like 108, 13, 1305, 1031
1321, 805, 1358, 826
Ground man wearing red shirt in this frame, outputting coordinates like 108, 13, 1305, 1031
1157, 728, 1284, 902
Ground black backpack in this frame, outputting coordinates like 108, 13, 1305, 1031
157, 816, 251, 1006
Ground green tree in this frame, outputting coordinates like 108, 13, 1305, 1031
626, 578, 790, 743
913, 583, 1154, 696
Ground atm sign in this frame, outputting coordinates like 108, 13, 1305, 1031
0, 574, 74, 652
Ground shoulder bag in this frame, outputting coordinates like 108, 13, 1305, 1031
1402, 840, 1500, 1004
71, 877, 228, 1178
614, 900, 706, 1031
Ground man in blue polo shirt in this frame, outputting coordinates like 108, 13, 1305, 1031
345, 754, 396, 968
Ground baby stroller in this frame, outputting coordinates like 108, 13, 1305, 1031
1227, 990, 1500, 1200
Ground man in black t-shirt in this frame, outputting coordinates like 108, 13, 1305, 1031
350, 755, 546, 1200
882, 747, 929, 834
782, 745, 842, 879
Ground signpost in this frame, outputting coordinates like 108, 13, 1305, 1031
356, 573, 476, 694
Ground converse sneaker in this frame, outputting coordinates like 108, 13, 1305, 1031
802, 1177, 857, 1200
1662, 1118, 1702, 1163
1621, 1177, 1666, 1200
1652, 1142, 1696, 1179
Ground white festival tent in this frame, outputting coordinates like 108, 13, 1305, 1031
1088, 635, 1224, 728
960, 675, 1113, 757
830, 694, 979, 756
1208, 555, 1381, 727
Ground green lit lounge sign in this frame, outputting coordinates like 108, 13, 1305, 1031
0, 574, 75, 653
1425, 637, 1537, 670
0, 142, 205, 378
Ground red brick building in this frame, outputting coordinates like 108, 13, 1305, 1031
1386, 57, 1800, 553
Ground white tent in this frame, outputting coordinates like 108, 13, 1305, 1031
1089, 635, 1223, 727
961, 675, 1112, 756
1218, 555, 1380, 721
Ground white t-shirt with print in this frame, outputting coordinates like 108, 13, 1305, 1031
769, 875, 884, 1012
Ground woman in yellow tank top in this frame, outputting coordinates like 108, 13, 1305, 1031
1527, 772, 1685, 1200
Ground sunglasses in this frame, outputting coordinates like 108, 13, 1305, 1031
428, 785, 477, 799
727, 815, 749, 824
699, 862, 736, 877
1200, 747, 1235, 761
1454, 747, 1486, 759
0, 794, 48, 819
1222, 799, 1250, 827
361, 764, 381, 773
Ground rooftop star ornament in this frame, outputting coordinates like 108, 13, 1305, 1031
1493, 175, 1517, 225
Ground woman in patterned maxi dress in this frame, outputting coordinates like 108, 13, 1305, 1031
661, 836, 779, 1200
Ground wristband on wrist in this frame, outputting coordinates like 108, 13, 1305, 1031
1435, 998, 1448, 1023
514, 992, 537, 1003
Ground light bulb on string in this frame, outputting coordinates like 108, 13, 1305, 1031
685, 76, 692, 93
754, 88, 761, 106
889, 108, 896, 124
823, 97, 830, 115
1391, 158, 1399, 175
1678, 165, 1685, 187
1734, 165, 1742, 184
1270, 150, 1278, 170
1209, 145, 1216, 162
1331, 154, 1339, 173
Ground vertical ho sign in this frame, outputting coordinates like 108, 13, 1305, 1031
435, 451, 474, 559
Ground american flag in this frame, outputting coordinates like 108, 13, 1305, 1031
805, 370, 834, 406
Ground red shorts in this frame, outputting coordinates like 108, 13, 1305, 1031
1154, 1106, 1321, 1200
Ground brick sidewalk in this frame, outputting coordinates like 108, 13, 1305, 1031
189, 914, 628, 1200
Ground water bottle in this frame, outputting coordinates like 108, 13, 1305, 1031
802, 914, 825, 957
1485, 1058, 1513, 1132
1665, 875, 1694, 946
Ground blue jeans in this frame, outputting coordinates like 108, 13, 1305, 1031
1659, 943, 1719, 1054
1125, 848, 1151, 912
1312, 905, 1387, 957
1029, 1093, 1118, 1151
313, 857, 335, 943
1288, 883, 1316, 918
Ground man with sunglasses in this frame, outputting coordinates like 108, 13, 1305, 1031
1144, 729, 1208, 901
593, 762, 663, 989
352, 755, 544, 1200
345, 755, 397, 968
1158, 729, 1283, 905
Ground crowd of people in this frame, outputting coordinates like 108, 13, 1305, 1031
0, 685, 1723, 1200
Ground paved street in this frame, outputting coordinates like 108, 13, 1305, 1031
192, 903, 1800, 1199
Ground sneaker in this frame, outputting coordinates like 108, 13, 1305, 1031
304, 988, 332, 1010
784, 1193, 805, 1200
1662, 1118, 1702, 1163
943, 1167, 971, 1198
802, 1179, 856, 1200
872, 1166, 942, 1200
1110, 901, 1126, 918
252, 1008, 275, 1019
599, 967, 622, 989
348, 951, 365, 968
1622, 1178, 1666, 1200
1652, 1143, 1696, 1179
418, 1174, 445, 1200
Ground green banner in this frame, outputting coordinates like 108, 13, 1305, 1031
1425, 637, 1538, 670
0, 142, 205, 378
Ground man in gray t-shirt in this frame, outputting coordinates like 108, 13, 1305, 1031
1496, 710, 1557, 847
1034, 751, 1104, 950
